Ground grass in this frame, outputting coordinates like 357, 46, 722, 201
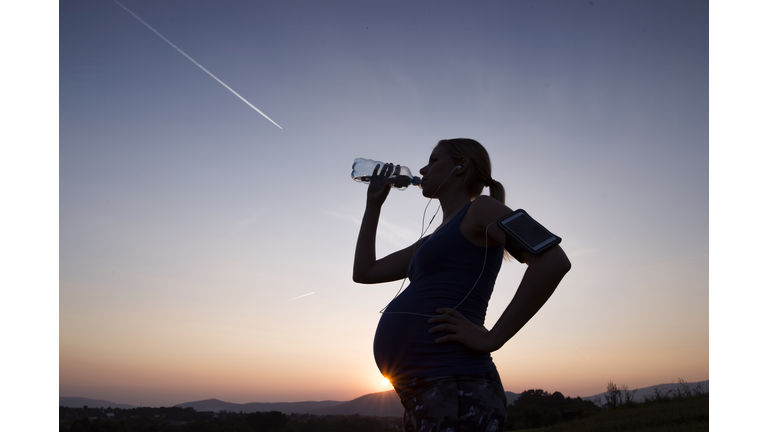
509, 394, 708, 432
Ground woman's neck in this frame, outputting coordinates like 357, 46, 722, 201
437, 190, 474, 224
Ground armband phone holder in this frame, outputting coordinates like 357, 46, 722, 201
497, 209, 561, 256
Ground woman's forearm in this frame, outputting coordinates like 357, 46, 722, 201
488, 246, 571, 351
353, 203, 382, 283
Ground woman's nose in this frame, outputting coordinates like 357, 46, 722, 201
419, 166, 427, 175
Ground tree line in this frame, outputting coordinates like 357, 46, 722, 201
505, 378, 708, 430
504, 389, 601, 430
60, 407, 402, 432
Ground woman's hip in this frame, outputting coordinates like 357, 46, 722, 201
392, 370, 507, 432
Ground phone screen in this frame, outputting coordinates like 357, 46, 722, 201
500, 211, 559, 252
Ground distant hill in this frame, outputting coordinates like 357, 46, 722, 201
60, 397, 136, 409
309, 390, 401, 416
59, 391, 521, 416
174, 398, 344, 414
177, 390, 521, 417
505, 391, 521, 405
585, 380, 709, 405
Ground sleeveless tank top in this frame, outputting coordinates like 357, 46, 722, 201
373, 201, 504, 380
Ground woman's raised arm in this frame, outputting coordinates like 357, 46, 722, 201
353, 163, 419, 284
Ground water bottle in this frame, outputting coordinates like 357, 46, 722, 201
351, 158, 422, 190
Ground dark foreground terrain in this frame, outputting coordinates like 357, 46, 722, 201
60, 378, 708, 432
59, 395, 707, 431
537, 394, 708, 432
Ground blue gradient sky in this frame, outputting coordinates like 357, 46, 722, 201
53, 0, 711, 407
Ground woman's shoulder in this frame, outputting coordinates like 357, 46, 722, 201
470, 195, 511, 217
463, 196, 514, 234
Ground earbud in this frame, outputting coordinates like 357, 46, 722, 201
455, 165, 462, 171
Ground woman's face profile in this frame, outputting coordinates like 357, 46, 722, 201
419, 145, 454, 197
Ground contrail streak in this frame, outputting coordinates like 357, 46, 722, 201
112, 0, 283, 129
287, 292, 315, 302
576, 347, 591, 360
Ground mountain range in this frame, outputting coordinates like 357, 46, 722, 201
60, 391, 517, 417
60, 379, 708, 417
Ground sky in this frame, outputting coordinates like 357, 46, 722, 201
3, 0, 727, 411
53, 0, 714, 407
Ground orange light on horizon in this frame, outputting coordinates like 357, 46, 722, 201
381, 378, 391, 387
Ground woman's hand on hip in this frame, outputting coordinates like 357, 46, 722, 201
427, 308, 499, 353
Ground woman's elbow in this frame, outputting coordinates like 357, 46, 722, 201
532, 245, 571, 276
352, 272, 364, 284
560, 255, 572, 276
554, 247, 572, 276
352, 271, 373, 284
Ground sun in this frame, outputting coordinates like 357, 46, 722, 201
381, 377, 392, 387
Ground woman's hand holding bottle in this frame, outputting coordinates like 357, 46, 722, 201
367, 163, 400, 207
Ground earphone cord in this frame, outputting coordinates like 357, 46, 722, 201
378, 166, 494, 318
380, 223, 493, 318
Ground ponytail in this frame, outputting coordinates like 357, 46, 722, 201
486, 179, 505, 205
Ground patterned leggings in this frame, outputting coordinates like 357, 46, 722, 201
392, 370, 507, 432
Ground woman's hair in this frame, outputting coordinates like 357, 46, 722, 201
437, 138, 505, 204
